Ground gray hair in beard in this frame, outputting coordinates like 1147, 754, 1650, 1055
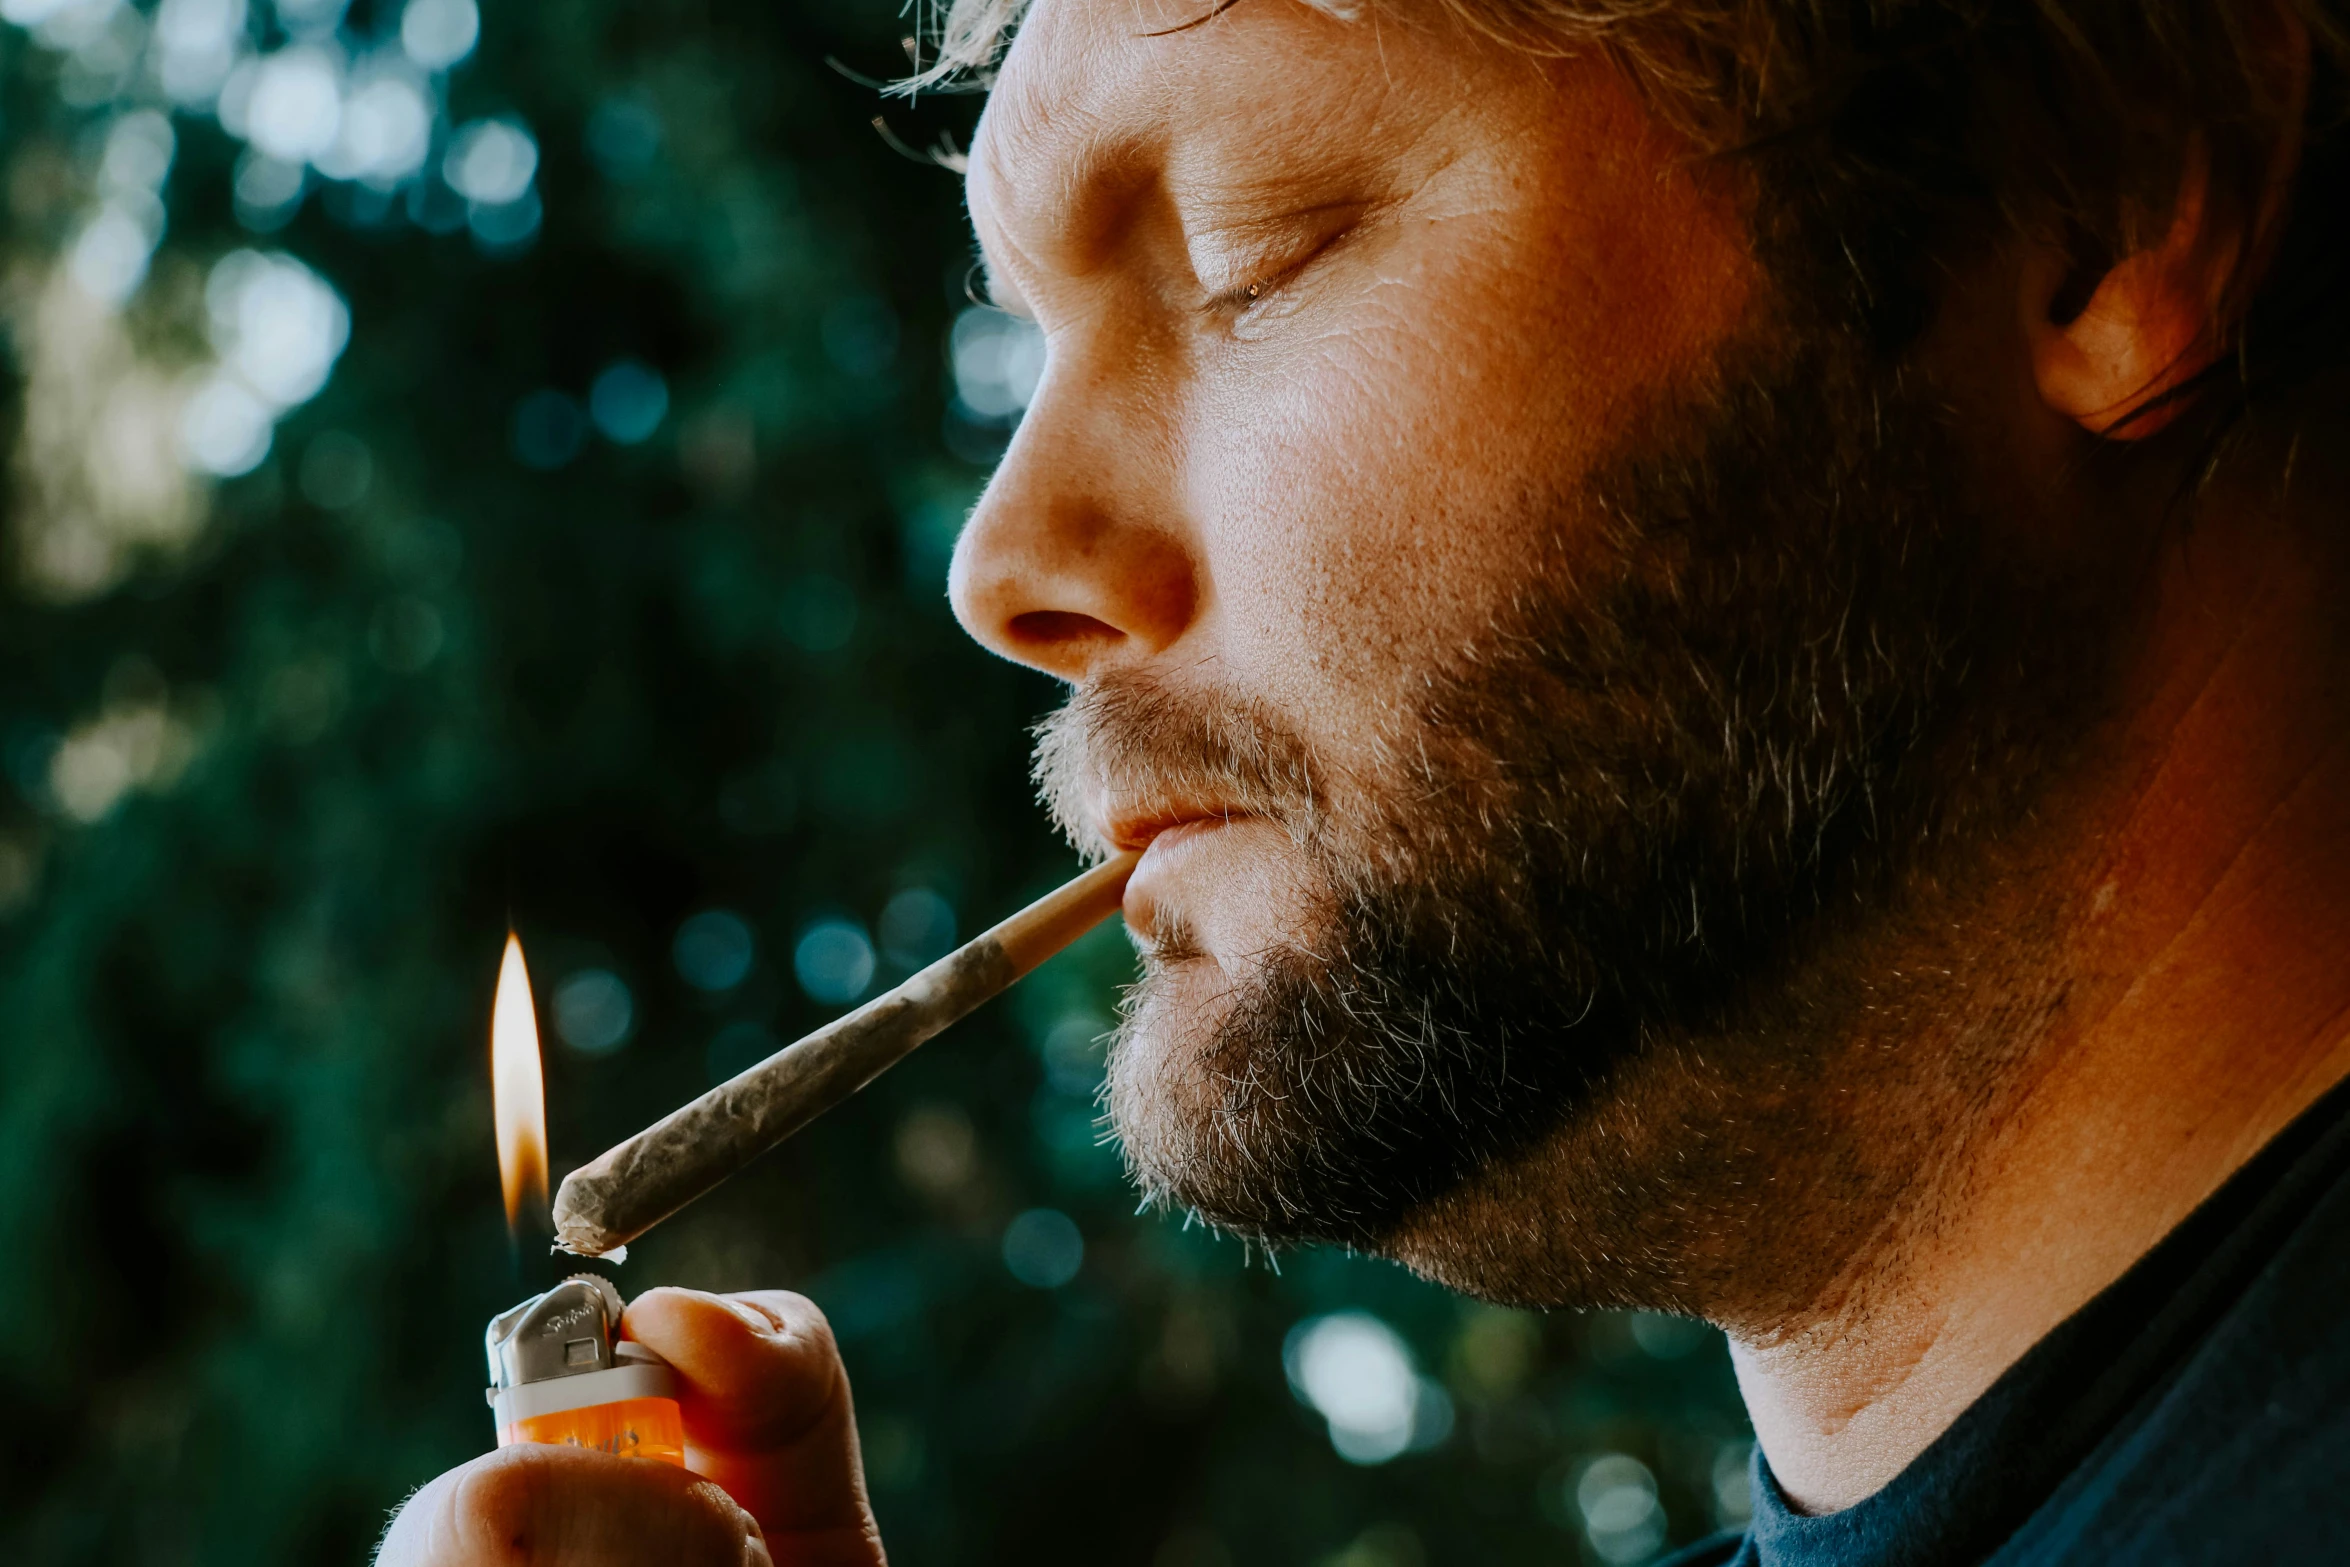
1032, 331, 2081, 1270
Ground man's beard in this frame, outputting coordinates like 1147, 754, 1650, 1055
1036, 321, 2102, 1315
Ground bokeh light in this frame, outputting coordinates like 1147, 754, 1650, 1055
243, 45, 343, 165
329, 74, 434, 186
877, 886, 956, 968
466, 186, 541, 249
675, 909, 757, 993
99, 108, 175, 195
949, 304, 1045, 423
1038, 1013, 1108, 1097
1575, 1454, 1667, 1564
1001, 1207, 1084, 1288
588, 359, 670, 444
399, 0, 477, 71
444, 116, 537, 204
178, 376, 274, 475
67, 205, 159, 303
231, 150, 306, 227
153, 0, 245, 100
895, 1104, 977, 1198
1712, 1440, 1756, 1528
1284, 1312, 1453, 1466
205, 248, 350, 406
794, 916, 877, 1006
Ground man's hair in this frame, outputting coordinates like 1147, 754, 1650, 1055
916, 0, 2350, 436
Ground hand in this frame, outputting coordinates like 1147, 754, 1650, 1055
378, 1289, 886, 1567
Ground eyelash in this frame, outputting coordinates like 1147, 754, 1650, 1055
1203, 218, 1362, 320
1206, 275, 1279, 315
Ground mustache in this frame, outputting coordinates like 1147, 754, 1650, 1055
1031, 673, 1324, 859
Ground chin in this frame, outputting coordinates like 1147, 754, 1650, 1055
1099, 951, 1239, 1205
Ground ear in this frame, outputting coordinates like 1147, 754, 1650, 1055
2027, 152, 2228, 438
2026, 15, 2311, 439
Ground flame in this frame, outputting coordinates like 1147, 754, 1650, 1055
491, 932, 549, 1231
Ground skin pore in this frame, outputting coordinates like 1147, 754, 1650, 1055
956, 0, 2350, 1517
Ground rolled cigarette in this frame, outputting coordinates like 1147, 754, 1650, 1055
552, 851, 1140, 1257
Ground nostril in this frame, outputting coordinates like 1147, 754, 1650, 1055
1008, 609, 1123, 649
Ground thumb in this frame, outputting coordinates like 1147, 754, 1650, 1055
621, 1288, 885, 1566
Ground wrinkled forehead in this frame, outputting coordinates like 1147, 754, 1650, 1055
967, 0, 1450, 256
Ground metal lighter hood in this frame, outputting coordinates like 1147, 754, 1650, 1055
487, 1275, 629, 1390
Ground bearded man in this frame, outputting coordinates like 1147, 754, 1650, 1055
382, 0, 2350, 1561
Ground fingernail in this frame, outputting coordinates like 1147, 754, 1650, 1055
724, 1296, 785, 1333
744, 1531, 775, 1567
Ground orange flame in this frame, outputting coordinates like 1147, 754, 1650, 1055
491, 933, 549, 1232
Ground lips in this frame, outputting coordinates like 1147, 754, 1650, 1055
1106, 804, 1253, 853
1113, 804, 1259, 945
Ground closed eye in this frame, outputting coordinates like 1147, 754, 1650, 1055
1201, 215, 1362, 320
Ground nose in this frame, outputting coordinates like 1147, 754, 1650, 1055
947, 342, 1201, 683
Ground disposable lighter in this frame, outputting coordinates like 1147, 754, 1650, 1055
486, 1275, 686, 1464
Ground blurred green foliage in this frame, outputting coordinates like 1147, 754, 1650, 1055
0, 0, 1748, 1561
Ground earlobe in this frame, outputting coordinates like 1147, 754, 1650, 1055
2027, 7, 2310, 441
2026, 152, 2229, 440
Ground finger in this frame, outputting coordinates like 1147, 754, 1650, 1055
625, 1289, 847, 1455
377, 1442, 769, 1567
621, 1288, 881, 1555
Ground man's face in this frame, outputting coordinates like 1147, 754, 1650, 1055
955, 0, 2075, 1309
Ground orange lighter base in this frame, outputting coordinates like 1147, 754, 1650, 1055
499, 1395, 687, 1466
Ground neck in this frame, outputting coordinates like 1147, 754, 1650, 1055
1733, 426, 2350, 1513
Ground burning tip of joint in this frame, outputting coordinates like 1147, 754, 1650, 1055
551, 1241, 626, 1264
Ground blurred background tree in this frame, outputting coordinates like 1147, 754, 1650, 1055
0, 0, 1750, 1560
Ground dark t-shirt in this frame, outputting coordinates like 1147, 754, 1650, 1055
1667, 1073, 2350, 1566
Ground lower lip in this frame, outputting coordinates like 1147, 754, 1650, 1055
1125, 817, 1248, 930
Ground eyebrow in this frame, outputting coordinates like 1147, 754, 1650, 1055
970, 4, 1384, 306
973, 100, 1165, 302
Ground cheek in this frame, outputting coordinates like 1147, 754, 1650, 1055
1184, 91, 1755, 737
1200, 301, 1553, 698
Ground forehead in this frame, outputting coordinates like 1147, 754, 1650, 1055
968, 0, 1492, 259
